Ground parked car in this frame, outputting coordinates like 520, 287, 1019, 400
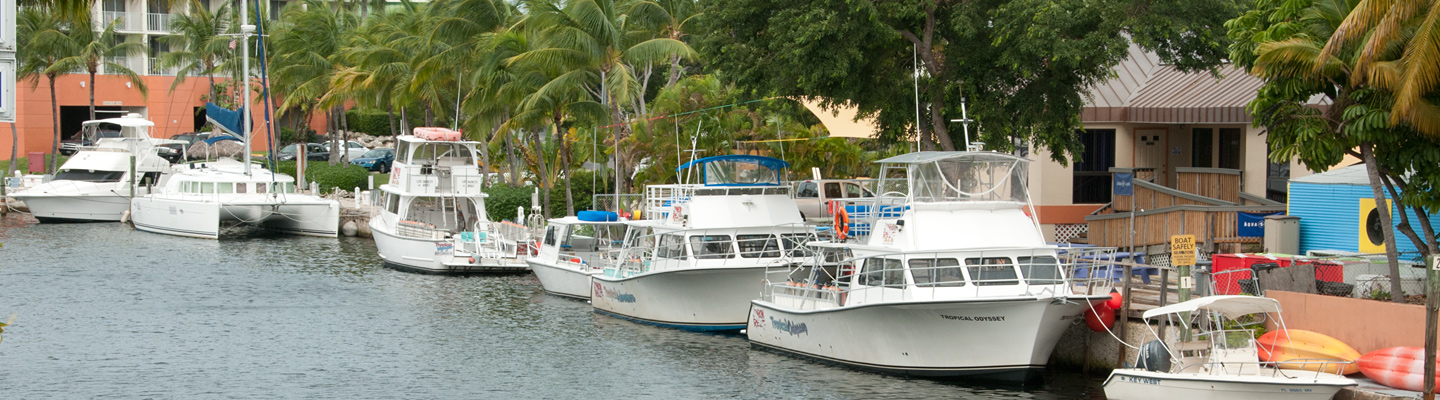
58, 130, 122, 155
349, 148, 395, 172
792, 179, 875, 221
277, 143, 330, 161
326, 140, 369, 160
168, 132, 213, 147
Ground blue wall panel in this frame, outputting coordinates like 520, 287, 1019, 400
1290, 181, 1440, 256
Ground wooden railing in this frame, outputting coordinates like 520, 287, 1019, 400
1113, 179, 1233, 212
1175, 168, 1242, 203
1085, 205, 1285, 249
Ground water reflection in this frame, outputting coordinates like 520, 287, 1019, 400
0, 213, 1106, 398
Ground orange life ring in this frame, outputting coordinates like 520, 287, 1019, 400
831, 200, 849, 241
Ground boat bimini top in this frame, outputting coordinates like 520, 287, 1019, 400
1141, 295, 1282, 319
676, 155, 789, 187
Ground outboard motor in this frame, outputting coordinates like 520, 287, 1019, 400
1136, 340, 1173, 373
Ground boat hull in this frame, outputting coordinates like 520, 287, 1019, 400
1103, 369, 1354, 400
131, 196, 338, 239
13, 192, 133, 222
371, 220, 529, 275
746, 297, 1091, 379
591, 266, 767, 332
528, 259, 594, 300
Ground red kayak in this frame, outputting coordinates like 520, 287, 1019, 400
1357, 347, 1440, 392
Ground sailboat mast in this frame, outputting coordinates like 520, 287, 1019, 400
241, 0, 254, 175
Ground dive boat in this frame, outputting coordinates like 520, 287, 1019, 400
369, 130, 535, 274
591, 155, 815, 332
1103, 295, 1357, 399
12, 114, 185, 222
528, 213, 628, 299
747, 151, 1116, 380
129, 12, 338, 239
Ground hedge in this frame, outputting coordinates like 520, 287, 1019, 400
484, 170, 608, 222
344, 109, 390, 137
272, 160, 371, 195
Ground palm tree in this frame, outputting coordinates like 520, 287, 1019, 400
17, 8, 74, 173
160, 0, 231, 102
1319, 0, 1440, 136
515, 0, 697, 200
270, 0, 358, 164
628, 0, 701, 88
47, 17, 149, 122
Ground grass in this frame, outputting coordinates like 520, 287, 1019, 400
1, 154, 70, 175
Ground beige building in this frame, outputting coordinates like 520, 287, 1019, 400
1027, 47, 1321, 243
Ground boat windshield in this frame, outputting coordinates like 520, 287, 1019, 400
81, 122, 145, 142
401, 196, 486, 232
906, 153, 1029, 203
678, 155, 788, 186
54, 169, 124, 182
398, 141, 476, 166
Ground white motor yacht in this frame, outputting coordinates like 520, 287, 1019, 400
12, 115, 185, 222
591, 155, 815, 332
747, 151, 1116, 380
369, 131, 534, 274
1103, 296, 1357, 399
528, 214, 628, 299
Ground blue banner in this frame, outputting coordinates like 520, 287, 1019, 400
1238, 212, 1283, 237
1113, 173, 1134, 196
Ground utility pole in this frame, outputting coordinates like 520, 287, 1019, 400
1425, 253, 1438, 400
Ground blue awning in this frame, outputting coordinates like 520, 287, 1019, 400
202, 135, 244, 145
676, 155, 790, 172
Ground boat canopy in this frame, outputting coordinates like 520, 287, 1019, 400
395, 135, 480, 166
875, 151, 1031, 203
80, 114, 156, 142
677, 155, 789, 186
1141, 295, 1282, 319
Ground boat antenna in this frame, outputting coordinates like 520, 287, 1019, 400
912, 43, 921, 152
950, 98, 977, 152
240, 0, 254, 176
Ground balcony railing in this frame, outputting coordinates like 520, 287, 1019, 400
103, 56, 138, 75
147, 13, 174, 32
99, 11, 130, 30
149, 57, 177, 76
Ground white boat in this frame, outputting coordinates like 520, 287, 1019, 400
527, 214, 629, 299
129, 13, 338, 240
746, 151, 1116, 380
1103, 296, 1356, 399
590, 155, 815, 332
130, 158, 339, 238
11, 115, 185, 222
369, 132, 535, 274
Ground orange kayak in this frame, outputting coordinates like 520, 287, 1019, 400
1256, 329, 1361, 375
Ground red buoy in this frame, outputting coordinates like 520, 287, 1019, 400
1085, 306, 1116, 332
1106, 292, 1123, 310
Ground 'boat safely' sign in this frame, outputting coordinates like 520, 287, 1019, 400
1171, 235, 1196, 266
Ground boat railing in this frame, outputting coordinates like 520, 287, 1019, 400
1170, 358, 1355, 381
840, 196, 908, 239
759, 247, 1117, 310
396, 220, 445, 240
610, 225, 819, 279
643, 184, 793, 222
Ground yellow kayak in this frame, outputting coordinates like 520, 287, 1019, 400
1256, 329, 1361, 375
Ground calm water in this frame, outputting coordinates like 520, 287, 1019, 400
0, 213, 1106, 398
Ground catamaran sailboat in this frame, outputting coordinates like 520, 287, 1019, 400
590, 155, 816, 332
528, 213, 628, 299
129, 11, 338, 239
12, 114, 185, 222
369, 130, 535, 274
747, 151, 1116, 380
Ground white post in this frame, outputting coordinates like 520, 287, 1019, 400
240, 3, 253, 176
367, 174, 374, 190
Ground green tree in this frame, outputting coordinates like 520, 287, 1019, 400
1318, 0, 1440, 136
160, 0, 231, 103
17, 8, 72, 173
1228, 0, 1440, 302
47, 17, 149, 123
270, 0, 358, 164
702, 0, 1240, 159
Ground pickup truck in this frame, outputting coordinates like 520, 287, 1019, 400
792, 179, 875, 221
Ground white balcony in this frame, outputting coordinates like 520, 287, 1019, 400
147, 13, 173, 32
103, 56, 139, 75
149, 57, 177, 76
99, 11, 131, 31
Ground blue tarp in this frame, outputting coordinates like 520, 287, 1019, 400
202, 136, 244, 145
205, 103, 249, 137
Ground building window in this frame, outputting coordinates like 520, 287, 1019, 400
104, 0, 125, 13
269, 0, 284, 20
1218, 128, 1243, 170
1267, 147, 1290, 202
1073, 129, 1115, 204
1192, 128, 1213, 168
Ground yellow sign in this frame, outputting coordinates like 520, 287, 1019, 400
1359, 198, 1394, 254
1171, 234, 1196, 266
